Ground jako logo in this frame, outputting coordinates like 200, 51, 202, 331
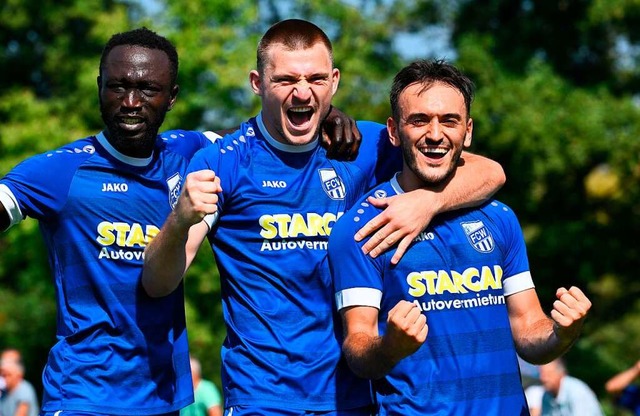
262, 180, 287, 188
101, 183, 128, 192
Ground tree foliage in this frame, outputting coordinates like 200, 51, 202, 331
1, 0, 639, 407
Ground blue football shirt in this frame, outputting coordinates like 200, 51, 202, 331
0, 130, 215, 414
329, 175, 533, 416
186, 114, 401, 411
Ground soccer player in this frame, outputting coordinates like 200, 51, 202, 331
0, 27, 218, 414
328, 59, 592, 415
142, 20, 506, 415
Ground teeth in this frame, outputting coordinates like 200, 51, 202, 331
422, 148, 448, 155
289, 107, 312, 113
122, 118, 142, 125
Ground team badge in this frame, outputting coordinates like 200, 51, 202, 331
318, 168, 346, 200
167, 173, 182, 209
461, 220, 494, 253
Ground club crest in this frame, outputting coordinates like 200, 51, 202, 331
318, 168, 346, 200
167, 173, 182, 209
461, 220, 494, 253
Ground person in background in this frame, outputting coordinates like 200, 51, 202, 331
525, 384, 545, 416
181, 356, 222, 416
0, 354, 39, 416
605, 359, 640, 415
328, 59, 592, 415
539, 357, 603, 416
143, 19, 506, 416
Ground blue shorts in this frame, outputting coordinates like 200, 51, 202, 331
223, 406, 374, 416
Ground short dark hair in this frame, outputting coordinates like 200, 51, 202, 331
100, 27, 179, 86
257, 19, 333, 76
390, 59, 474, 121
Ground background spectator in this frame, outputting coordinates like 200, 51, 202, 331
180, 356, 222, 416
0, 349, 39, 416
539, 357, 603, 416
605, 359, 640, 415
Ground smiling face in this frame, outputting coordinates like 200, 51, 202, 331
250, 42, 340, 146
98, 45, 178, 158
388, 81, 473, 191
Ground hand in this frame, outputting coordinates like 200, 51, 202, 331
355, 191, 437, 264
384, 300, 428, 361
174, 169, 222, 229
551, 286, 591, 341
320, 106, 361, 161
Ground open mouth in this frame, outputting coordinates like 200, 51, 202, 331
287, 106, 314, 127
420, 147, 449, 160
117, 116, 145, 131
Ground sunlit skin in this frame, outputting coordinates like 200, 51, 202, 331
250, 43, 340, 146
387, 82, 473, 192
98, 45, 179, 158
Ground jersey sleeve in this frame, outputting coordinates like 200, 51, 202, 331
328, 197, 386, 311
0, 146, 88, 226
486, 201, 534, 296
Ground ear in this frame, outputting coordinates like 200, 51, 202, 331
331, 68, 340, 96
167, 84, 180, 111
249, 70, 261, 95
387, 116, 401, 148
463, 117, 473, 148
97, 76, 103, 104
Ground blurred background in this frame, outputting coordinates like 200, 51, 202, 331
1, 0, 639, 413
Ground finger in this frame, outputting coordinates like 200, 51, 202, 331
367, 229, 402, 258
566, 286, 591, 307
555, 287, 568, 299
388, 300, 415, 321
355, 213, 390, 243
347, 123, 362, 161
365, 196, 391, 210
417, 319, 429, 342
550, 308, 573, 328
391, 235, 413, 265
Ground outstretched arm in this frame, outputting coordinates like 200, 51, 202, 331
341, 301, 428, 380
507, 287, 591, 364
142, 170, 221, 297
605, 360, 640, 396
356, 152, 505, 264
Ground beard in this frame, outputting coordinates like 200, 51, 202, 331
400, 139, 463, 186
100, 106, 168, 158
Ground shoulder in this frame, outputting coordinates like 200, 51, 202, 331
331, 181, 392, 241
7, 136, 97, 173
187, 119, 258, 170
159, 129, 219, 159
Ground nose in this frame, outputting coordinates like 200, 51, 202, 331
122, 88, 144, 109
425, 119, 442, 142
293, 80, 312, 101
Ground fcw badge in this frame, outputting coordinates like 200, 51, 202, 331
167, 173, 182, 209
461, 220, 494, 253
318, 168, 346, 200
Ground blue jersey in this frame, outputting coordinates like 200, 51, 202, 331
0, 130, 215, 415
186, 114, 400, 411
329, 175, 534, 416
